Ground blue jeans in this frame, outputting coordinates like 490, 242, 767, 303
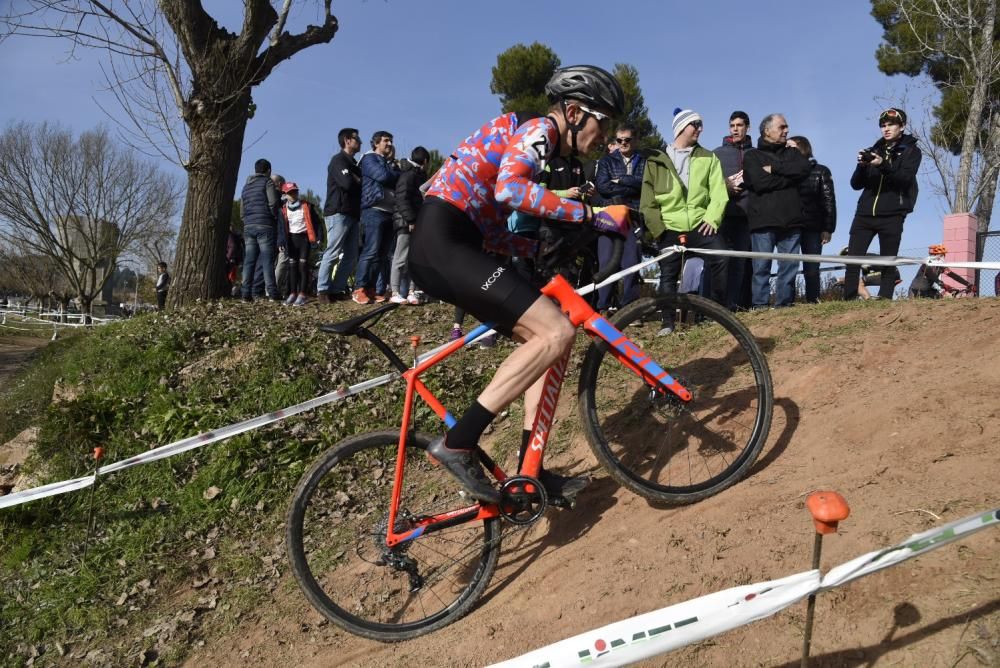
751, 228, 801, 307
242, 226, 278, 299
316, 213, 360, 294
355, 208, 394, 294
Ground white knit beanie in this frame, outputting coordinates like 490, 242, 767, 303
672, 107, 702, 139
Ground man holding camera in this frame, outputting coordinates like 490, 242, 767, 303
842, 107, 922, 300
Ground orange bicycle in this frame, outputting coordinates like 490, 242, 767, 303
286, 227, 773, 640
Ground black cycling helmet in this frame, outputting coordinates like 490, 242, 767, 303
544, 65, 625, 117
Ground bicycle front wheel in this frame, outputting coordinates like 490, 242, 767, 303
286, 430, 502, 641
578, 294, 773, 505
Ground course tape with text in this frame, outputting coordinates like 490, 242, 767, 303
489, 508, 999, 667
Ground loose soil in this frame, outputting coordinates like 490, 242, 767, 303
141, 301, 1000, 665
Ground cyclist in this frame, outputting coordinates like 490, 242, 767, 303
409, 65, 630, 505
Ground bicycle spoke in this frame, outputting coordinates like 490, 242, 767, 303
580, 294, 773, 503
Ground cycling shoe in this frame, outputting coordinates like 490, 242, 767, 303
427, 437, 501, 505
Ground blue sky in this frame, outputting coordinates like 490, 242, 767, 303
0, 0, 960, 279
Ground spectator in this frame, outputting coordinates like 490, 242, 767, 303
271, 173, 290, 297
155, 261, 170, 310
391, 146, 430, 305
713, 111, 754, 310
279, 182, 320, 306
318, 128, 363, 303
743, 113, 811, 308
787, 135, 836, 303
240, 158, 282, 302
254, 173, 289, 298
640, 108, 729, 335
353, 131, 400, 305
843, 107, 922, 300
595, 124, 646, 312
225, 226, 244, 297
908, 244, 947, 298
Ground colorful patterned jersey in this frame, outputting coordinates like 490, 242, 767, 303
426, 113, 587, 256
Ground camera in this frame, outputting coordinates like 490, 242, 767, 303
859, 149, 877, 163
578, 181, 595, 196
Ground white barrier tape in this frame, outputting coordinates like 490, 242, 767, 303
0, 324, 56, 333
819, 507, 1000, 591
0, 371, 399, 510
678, 245, 1000, 271
490, 507, 999, 667
490, 571, 820, 668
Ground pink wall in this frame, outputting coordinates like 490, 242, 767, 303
942, 213, 977, 289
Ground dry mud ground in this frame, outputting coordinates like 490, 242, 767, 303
183, 299, 999, 667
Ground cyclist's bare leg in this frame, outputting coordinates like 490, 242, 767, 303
429, 296, 574, 503
477, 296, 574, 413
522, 376, 544, 430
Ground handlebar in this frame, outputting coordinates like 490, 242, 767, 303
536, 207, 642, 286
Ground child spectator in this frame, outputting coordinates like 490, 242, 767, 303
908, 244, 947, 298
155, 261, 170, 310
279, 182, 320, 306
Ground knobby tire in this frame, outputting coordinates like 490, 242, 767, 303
578, 294, 773, 504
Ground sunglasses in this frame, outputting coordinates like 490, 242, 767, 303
615, 137, 633, 144
578, 104, 612, 130
688, 120, 704, 130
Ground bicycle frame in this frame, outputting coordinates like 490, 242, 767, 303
383, 273, 692, 548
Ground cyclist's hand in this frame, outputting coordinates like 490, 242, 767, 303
590, 205, 630, 237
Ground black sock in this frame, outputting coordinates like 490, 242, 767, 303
446, 401, 495, 451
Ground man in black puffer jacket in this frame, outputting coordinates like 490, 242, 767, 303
714, 111, 754, 310
843, 107, 922, 300
788, 135, 836, 303
389, 147, 430, 304
742, 113, 811, 308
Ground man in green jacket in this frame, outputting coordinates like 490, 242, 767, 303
640, 108, 729, 334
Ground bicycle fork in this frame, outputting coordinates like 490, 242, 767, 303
541, 274, 692, 402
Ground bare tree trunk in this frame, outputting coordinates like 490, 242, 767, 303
170, 95, 251, 306
954, 0, 996, 213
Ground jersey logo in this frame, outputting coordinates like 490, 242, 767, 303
481, 266, 506, 291
529, 135, 550, 164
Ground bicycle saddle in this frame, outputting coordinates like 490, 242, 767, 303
320, 302, 399, 336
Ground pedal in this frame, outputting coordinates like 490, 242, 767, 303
548, 494, 576, 510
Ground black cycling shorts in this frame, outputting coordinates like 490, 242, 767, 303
409, 197, 540, 337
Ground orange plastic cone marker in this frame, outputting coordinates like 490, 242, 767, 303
806, 491, 850, 535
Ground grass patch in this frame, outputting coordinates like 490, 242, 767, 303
0, 301, 499, 665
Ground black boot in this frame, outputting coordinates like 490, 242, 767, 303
427, 437, 501, 505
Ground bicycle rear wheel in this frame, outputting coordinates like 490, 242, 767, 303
286, 430, 501, 641
578, 294, 773, 504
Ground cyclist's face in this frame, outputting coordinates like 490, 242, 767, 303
576, 109, 609, 154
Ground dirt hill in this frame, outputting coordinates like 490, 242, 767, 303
178, 298, 999, 668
